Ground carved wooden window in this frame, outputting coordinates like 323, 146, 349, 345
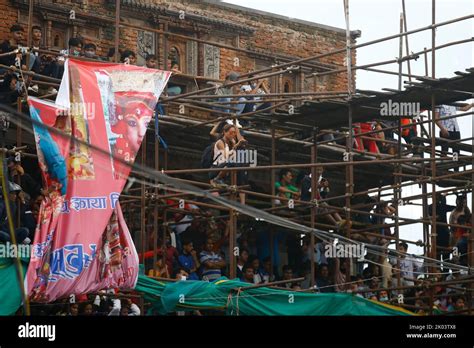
53, 34, 59, 47
282, 77, 295, 93
203, 44, 220, 79
51, 28, 66, 50
137, 30, 155, 66
186, 40, 198, 76
168, 46, 181, 71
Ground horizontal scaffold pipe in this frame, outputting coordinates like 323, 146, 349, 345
164, 155, 474, 174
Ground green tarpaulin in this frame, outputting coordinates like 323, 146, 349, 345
0, 262, 414, 316
0, 256, 28, 316
135, 275, 414, 316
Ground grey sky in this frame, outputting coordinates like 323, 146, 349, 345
224, 0, 473, 256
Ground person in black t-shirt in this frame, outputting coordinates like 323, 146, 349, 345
428, 194, 456, 259
0, 24, 25, 70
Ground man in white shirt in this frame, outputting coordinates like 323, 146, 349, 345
390, 242, 423, 287
435, 103, 474, 154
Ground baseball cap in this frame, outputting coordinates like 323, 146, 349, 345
8, 182, 22, 193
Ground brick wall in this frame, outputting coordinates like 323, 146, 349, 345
0, 0, 19, 41
160, 0, 357, 89
2, 0, 356, 90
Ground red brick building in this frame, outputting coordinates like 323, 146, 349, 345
2, 0, 359, 93
1, 0, 360, 193
2, 1, 405, 286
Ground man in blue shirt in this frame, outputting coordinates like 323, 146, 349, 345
178, 239, 200, 280
240, 263, 255, 283
315, 264, 334, 293
199, 238, 226, 281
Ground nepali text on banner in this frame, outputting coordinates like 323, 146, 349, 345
26, 60, 171, 302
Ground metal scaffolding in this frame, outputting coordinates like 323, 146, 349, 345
3, 0, 474, 315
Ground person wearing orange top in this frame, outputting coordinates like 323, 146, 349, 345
147, 255, 170, 278
401, 117, 417, 143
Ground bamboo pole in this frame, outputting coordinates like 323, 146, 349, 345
229, 171, 237, 279
401, 0, 413, 83
310, 130, 317, 287
430, 0, 438, 276
181, 90, 347, 100
314, 110, 474, 147
395, 13, 404, 288
153, 113, 160, 277
238, 14, 474, 80
311, 37, 474, 78
26, 0, 33, 72
344, 0, 354, 283
9, 0, 474, 312
114, 0, 120, 63
141, 135, 147, 261
164, 154, 474, 175
270, 126, 276, 281
58, 6, 473, 84
233, 186, 472, 234
470, 74, 474, 316
184, 101, 290, 129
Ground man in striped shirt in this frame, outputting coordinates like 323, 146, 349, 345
199, 238, 226, 281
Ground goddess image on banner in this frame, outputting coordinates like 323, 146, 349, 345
26, 59, 171, 302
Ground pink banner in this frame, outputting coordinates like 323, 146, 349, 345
26, 59, 170, 302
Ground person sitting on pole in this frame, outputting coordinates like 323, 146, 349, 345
435, 102, 474, 155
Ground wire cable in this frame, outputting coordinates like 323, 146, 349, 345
0, 99, 470, 285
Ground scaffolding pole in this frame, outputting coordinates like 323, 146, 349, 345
344, 0, 354, 284
394, 13, 404, 287
8, 0, 474, 315
430, 0, 438, 276
310, 129, 317, 287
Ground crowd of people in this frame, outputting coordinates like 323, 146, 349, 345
136, 178, 471, 315
0, 23, 472, 316
29, 292, 142, 316
0, 156, 42, 246
351, 100, 473, 157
